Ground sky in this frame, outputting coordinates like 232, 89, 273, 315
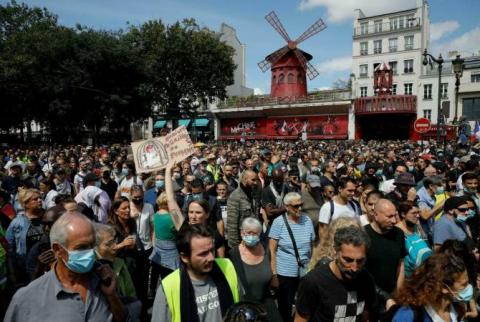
6, 0, 480, 95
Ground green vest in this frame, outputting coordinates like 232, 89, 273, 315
162, 258, 240, 322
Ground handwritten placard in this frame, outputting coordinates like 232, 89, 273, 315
131, 126, 195, 173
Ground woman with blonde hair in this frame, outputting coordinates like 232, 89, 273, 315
308, 216, 362, 271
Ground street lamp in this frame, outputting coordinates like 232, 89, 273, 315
422, 49, 444, 144
452, 54, 465, 122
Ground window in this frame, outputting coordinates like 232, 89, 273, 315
424, 84, 432, 99
360, 64, 368, 77
374, 40, 382, 54
423, 109, 432, 120
390, 17, 398, 30
360, 42, 368, 55
441, 83, 448, 99
389, 61, 398, 74
463, 97, 480, 120
471, 74, 480, 83
404, 59, 414, 73
404, 83, 413, 95
360, 22, 368, 35
392, 84, 397, 95
374, 20, 382, 33
389, 38, 398, 52
278, 74, 285, 84
360, 87, 368, 97
405, 35, 414, 50
287, 73, 294, 83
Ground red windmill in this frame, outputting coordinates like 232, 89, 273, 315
258, 11, 327, 98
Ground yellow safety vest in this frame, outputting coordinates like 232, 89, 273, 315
162, 258, 240, 322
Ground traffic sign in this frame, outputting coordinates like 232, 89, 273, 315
414, 118, 431, 134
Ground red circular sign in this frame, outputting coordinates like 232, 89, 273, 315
414, 118, 431, 134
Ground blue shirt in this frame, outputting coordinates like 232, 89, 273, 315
268, 214, 315, 277
433, 215, 467, 246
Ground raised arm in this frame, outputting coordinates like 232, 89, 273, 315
166, 164, 185, 230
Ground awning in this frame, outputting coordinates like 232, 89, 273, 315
153, 120, 166, 129
193, 118, 210, 127
178, 119, 191, 127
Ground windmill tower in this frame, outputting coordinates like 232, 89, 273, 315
258, 11, 327, 98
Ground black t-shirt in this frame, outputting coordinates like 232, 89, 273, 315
296, 262, 376, 322
26, 218, 44, 252
364, 224, 407, 294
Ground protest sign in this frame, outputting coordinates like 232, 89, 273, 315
131, 126, 195, 173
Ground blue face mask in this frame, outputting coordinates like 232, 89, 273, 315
155, 180, 165, 189
62, 247, 96, 274
450, 284, 474, 302
435, 186, 445, 195
242, 235, 260, 247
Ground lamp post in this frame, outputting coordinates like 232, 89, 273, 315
452, 54, 465, 123
423, 49, 444, 144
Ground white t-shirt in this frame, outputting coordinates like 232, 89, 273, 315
118, 176, 143, 199
133, 203, 154, 250
318, 200, 357, 224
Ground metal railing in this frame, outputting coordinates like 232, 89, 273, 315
217, 91, 352, 109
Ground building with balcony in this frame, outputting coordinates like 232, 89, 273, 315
351, 0, 480, 140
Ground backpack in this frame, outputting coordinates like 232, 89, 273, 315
328, 199, 362, 223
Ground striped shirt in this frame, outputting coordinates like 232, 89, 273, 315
269, 214, 315, 277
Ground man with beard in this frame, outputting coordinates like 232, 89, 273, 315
301, 174, 324, 231
294, 226, 376, 322
365, 199, 406, 308
227, 170, 260, 248
261, 169, 290, 227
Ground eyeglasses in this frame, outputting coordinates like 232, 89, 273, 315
288, 203, 303, 209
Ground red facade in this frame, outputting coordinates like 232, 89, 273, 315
219, 115, 348, 140
270, 51, 308, 98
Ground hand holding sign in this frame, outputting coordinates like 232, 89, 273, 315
131, 126, 195, 173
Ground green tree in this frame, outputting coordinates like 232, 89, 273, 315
127, 18, 236, 117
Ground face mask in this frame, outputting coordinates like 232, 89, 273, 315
62, 247, 96, 274
121, 169, 129, 176
435, 186, 445, 195
95, 181, 101, 188
242, 235, 260, 247
449, 284, 474, 302
155, 180, 165, 189
192, 193, 203, 201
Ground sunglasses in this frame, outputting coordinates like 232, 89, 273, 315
288, 203, 303, 209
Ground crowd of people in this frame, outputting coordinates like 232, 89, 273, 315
1, 138, 480, 321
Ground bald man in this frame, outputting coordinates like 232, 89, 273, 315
5, 212, 128, 322
227, 170, 260, 248
364, 199, 406, 308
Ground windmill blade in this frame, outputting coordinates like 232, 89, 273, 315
257, 46, 290, 72
294, 50, 319, 80
265, 11, 291, 43
295, 18, 327, 45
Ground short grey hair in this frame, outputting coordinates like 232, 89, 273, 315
93, 223, 116, 247
50, 212, 94, 247
240, 217, 262, 232
333, 226, 370, 251
283, 192, 302, 206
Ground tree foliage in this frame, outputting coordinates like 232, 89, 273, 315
0, 1, 236, 143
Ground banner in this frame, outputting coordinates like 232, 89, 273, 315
219, 115, 348, 139
131, 126, 195, 173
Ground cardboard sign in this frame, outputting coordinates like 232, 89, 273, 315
131, 126, 195, 173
